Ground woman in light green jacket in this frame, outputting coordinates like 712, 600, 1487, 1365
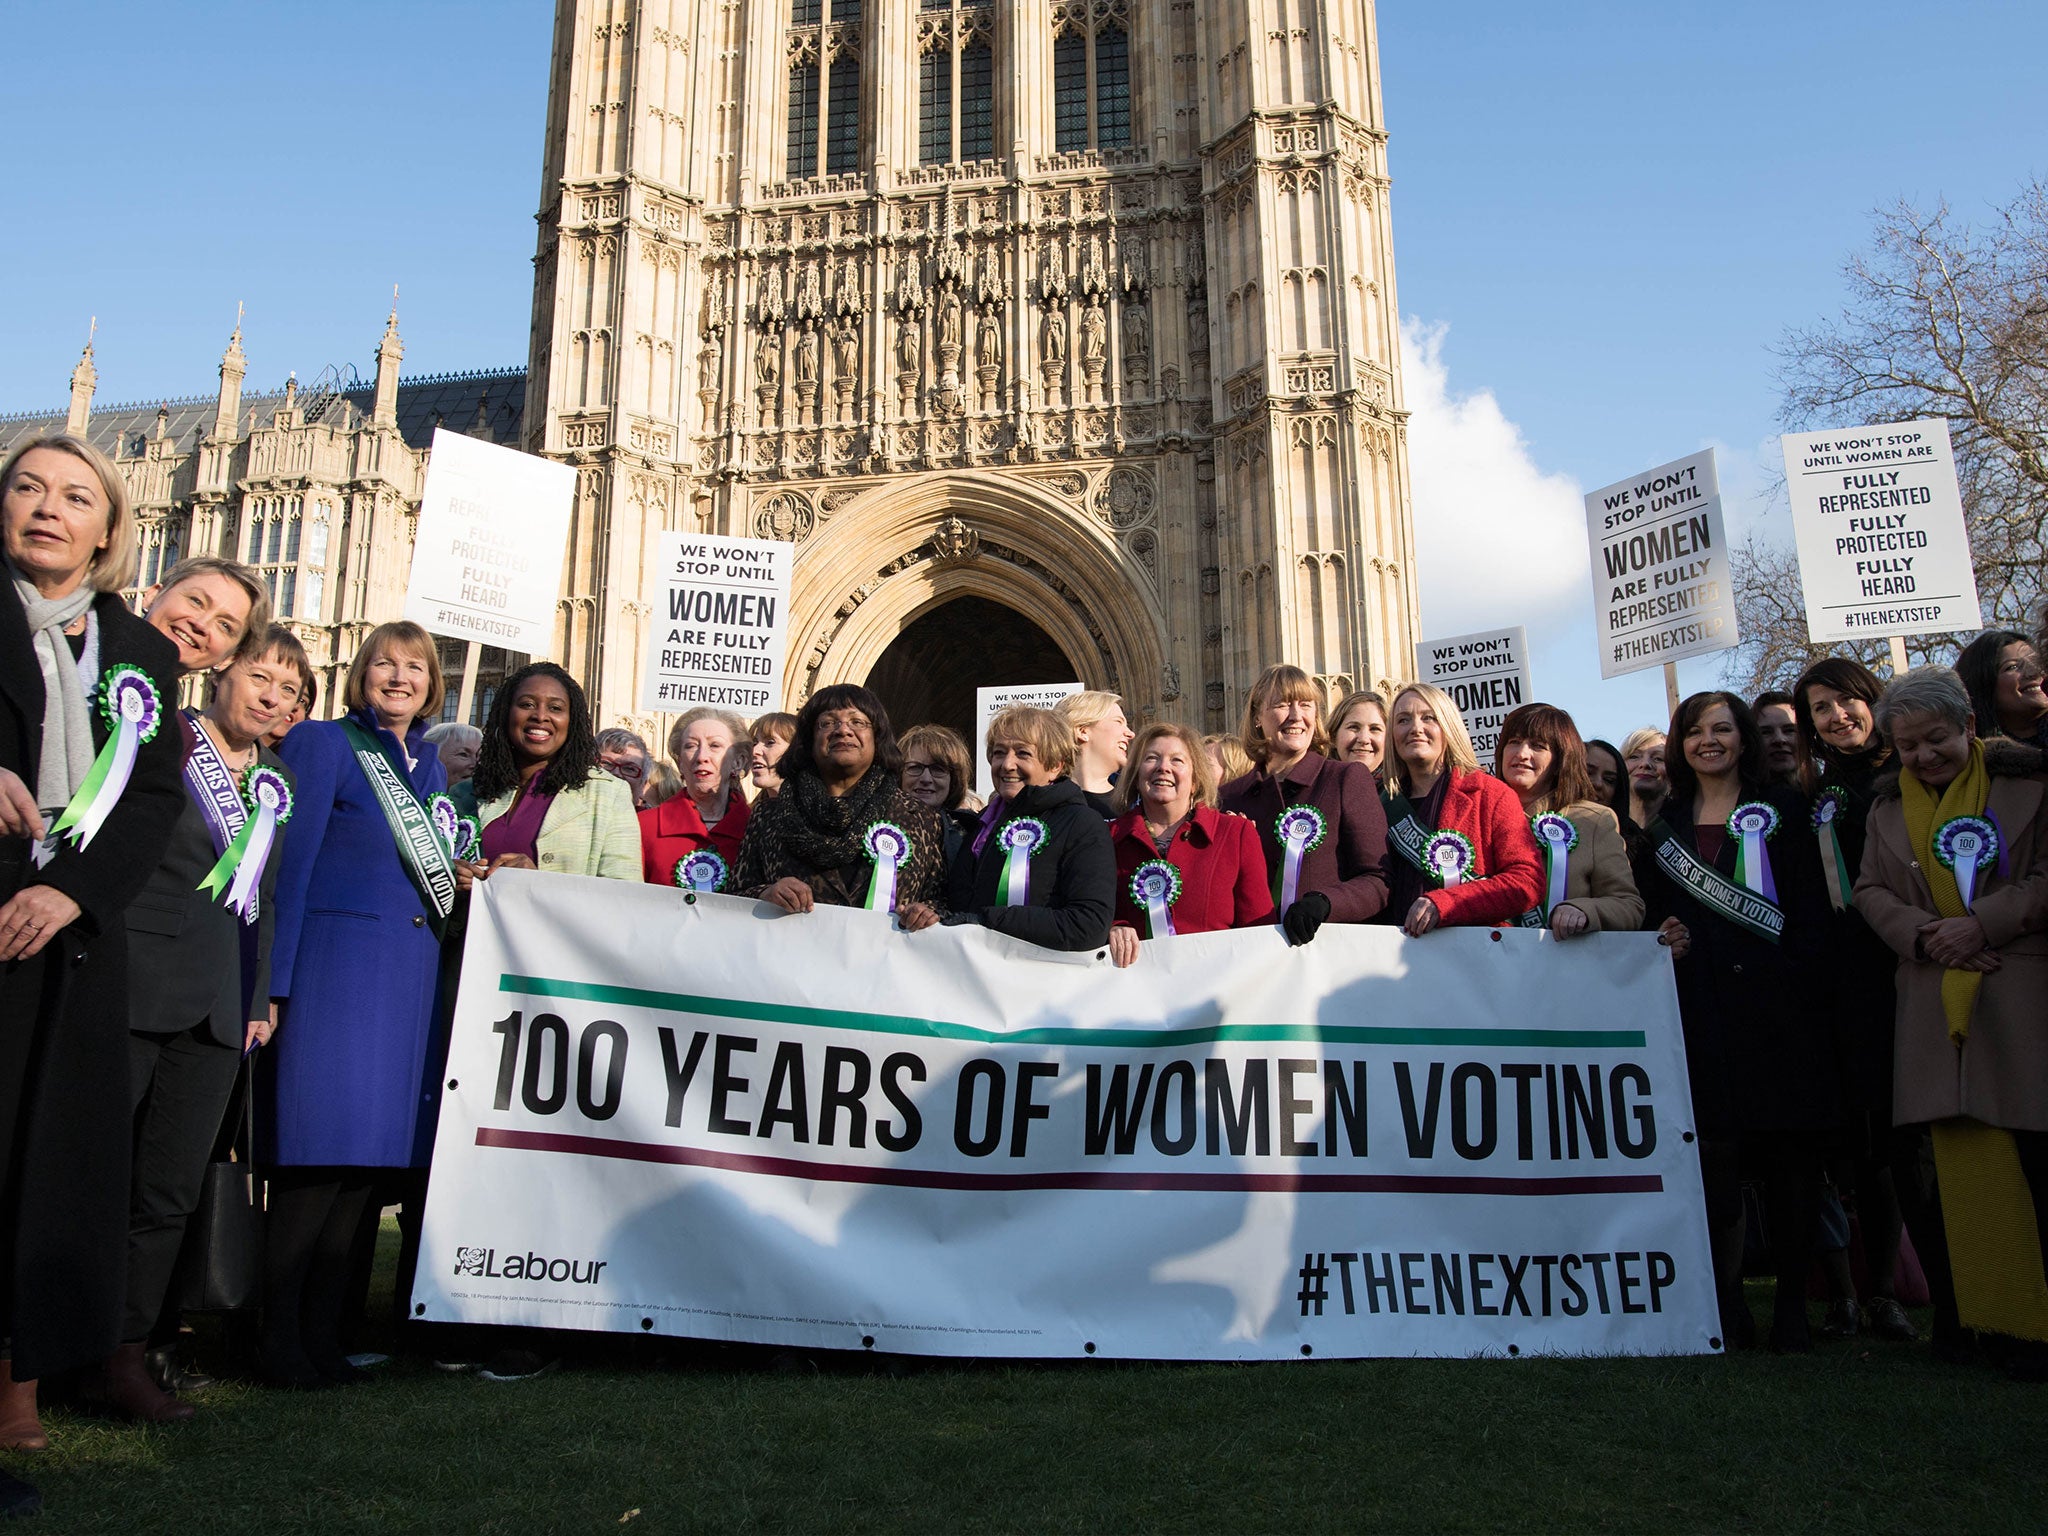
461, 662, 641, 883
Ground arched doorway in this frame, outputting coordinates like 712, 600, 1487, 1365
864, 595, 1077, 745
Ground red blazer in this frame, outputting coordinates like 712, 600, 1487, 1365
638, 791, 751, 887
1217, 751, 1390, 923
1416, 768, 1543, 927
1110, 804, 1275, 937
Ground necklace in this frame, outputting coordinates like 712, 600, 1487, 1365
198, 713, 258, 772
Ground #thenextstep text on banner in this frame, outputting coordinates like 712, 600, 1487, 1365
414, 874, 1719, 1360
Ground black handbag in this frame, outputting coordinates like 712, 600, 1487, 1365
174, 1056, 265, 1312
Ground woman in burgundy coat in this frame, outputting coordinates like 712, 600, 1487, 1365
1217, 664, 1390, 943
1383, 682, 1543, 933
1109, 723, 1273, 964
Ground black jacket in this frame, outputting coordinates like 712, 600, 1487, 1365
950, 778, 1115, 952
125, 726, 290, 1045
0, 583, 184, 1379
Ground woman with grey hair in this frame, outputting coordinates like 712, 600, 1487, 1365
424, 720, 482, 787
595, 726, 653, 806
1855, 665, 2048, 1368
0, 435, 186, 1463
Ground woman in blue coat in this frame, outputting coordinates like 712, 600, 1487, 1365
262, 621, 452, 1385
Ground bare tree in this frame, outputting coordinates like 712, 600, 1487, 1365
1730, 179, 2048, 690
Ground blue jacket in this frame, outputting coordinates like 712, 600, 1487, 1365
266, 710, 448, 1167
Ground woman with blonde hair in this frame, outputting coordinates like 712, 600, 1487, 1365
1383, 681, 1542, 934
1107, 723, 1271, 966
1493, 703, 1643, 939
1621, 726, 1669, 829
263, 620, 453, 1386
1201, 732, 1251, 787
1216, 663, 1389, 944
1054, 689, 1134, 817
947, 705, 1114, 951
640, 706, 751, 888
1, 435, 184, 1460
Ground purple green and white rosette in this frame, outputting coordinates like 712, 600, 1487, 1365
996, 816, 1049, 906
198, 763, 294, 919
864, 820, 912, 913
1529, 812, 1577, 917
674, 849, 728, 894
1423, 828, 1476, 888
45, 666, 163, 859
1274, 805, 1327, 909
454, 815, 483, 862
1726, 801, 1780, 901
1812, 788, 1852, 911
1130, 858, 1182, 938
1933, 815, 1999, 912
429, 793, 463, 860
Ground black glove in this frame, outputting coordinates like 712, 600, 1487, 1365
1282, 891, 1330, 946
941, 910, 982, 927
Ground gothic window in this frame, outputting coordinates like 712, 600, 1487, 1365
787, 0, 863, 180
1052, 2, 1132, 152
918, 3, 996, 166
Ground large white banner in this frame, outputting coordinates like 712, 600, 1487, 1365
1584, 449, 1738, 678
1779, 418, 1981, 643
414, 874, 1719, 1360
403, 428, 576, 655
638, 531, 792, 716
1414, 626, 1531, 760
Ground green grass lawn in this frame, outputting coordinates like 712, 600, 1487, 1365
14, 1223, 2048, 1534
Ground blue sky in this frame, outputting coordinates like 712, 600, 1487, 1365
3, 1, 2041, 736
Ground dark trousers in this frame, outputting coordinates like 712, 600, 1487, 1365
125, 1026, 240, 1343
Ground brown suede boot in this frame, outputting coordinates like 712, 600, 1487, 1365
0, 1356, 48, 1451
91, 1342, 195, 1424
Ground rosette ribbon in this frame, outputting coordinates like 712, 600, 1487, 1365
454, 815, 483, 862
428, 794, 463, 859
1423, 828, 1476, 888
1726, 802, 1780, 901
1529, 813, 1577, 918
1274, 805, 1327, 910
1933, 815, 1999, 912
198, 764, 294, 919
864, 821, 911, 913
996, 816, 1049, 906
674, 849, 728, 894
1130, 858, 1182, 938
1812, 789, 1852, 912
44, 666, 163, 861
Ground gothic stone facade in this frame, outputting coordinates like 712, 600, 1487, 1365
2, 0, 1418, 739
530, 0, 1417, 739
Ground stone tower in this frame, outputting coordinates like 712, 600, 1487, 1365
524, 0, 1417, 739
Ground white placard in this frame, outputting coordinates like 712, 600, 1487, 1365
1779, 418, 1981, 643
402, 428, 576, 655
413, 873, 1719, 1362
1584, 449, 1738, 678
1414, 626, 1531, 760
973, 681, 1082, 801
639, 532, 792, 716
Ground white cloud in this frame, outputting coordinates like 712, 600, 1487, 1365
1401, 317, 1590, 636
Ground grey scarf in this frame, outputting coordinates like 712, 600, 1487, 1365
8, 559, 100, 814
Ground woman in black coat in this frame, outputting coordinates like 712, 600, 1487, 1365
948, 705, 1115, 952
1792, 656, 1915, 1340
0, 436, 186, 1455
1632, 690, 1840, 1353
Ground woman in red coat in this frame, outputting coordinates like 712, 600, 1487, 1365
638, 707, 751, 889
1216, 664, 1391, 943
1109, 723, 1273, 965
1384, 682, 1543, 933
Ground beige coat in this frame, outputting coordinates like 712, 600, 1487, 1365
478, 772, 643, 882
1853, 749, 2048, 1129
1552, 802, 1645, 934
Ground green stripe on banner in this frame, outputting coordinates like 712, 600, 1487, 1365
497, 973, 1647, 1050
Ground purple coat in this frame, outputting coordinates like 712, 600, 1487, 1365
265, 710, 447, 1167
1218, 751, 1392, 924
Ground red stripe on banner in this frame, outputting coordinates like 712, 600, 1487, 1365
473, 1127, 1663, 1196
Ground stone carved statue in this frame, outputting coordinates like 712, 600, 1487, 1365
1042, 309, 1066, 365
755, 331, 780, 387
796, 327, 818, 386
897, 316, 921, 376
939, 295, 962, 353
1122, 301, 1151, 370
833, 321, 859, 379
978, 312, 1003, 370
1081, 305, 1107, 368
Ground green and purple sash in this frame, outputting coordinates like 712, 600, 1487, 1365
342, 719, 457, 930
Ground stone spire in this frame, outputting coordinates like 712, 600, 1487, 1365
213, 305, 247, 440
65, 318, 97, 435
372, 288, 403, 428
